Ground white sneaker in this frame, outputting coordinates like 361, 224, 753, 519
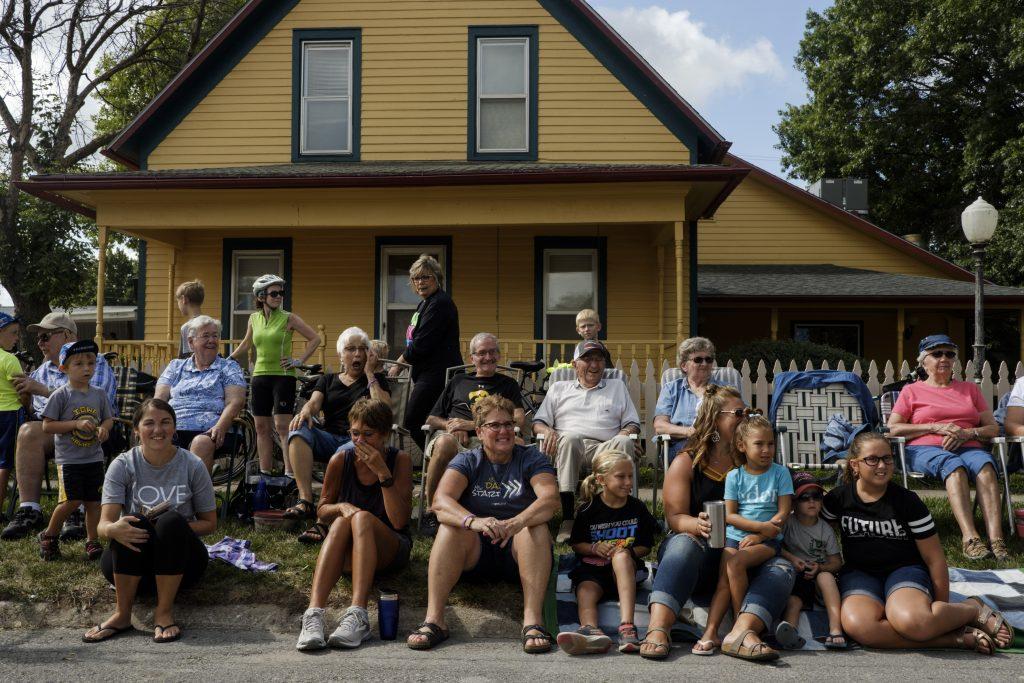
296, 607, 327, 651
328, 606, 371, 648
556, 519, 573, 544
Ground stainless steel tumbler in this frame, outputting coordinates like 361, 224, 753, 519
704, 500, 726, 549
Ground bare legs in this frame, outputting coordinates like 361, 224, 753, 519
945, 468, 982, 540
83, 572, 187, 642
14, 422, 50, 504
254, 415, 294, 474
974, 465, 1004, 543
841, 590, 989, 651
424, 435, 460, 508
289, 439, 315, 505
308, 511, 400, 610
186, 435, 215, 474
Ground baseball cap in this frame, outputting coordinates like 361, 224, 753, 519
58, 339, 99, 369
918, 334, 958, 354
792, 471, 825, 498
27, 312, 78, 336
0, 312, 19, 330
573, 339, 608, 361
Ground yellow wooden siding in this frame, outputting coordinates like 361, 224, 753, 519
144, 242, 174, 340
147, 0, 690, 168
699, 177, 952, 277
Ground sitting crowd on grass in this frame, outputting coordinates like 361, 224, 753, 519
0, 268, 1018, 659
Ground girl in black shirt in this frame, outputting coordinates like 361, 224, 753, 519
822, 433, 1012, 654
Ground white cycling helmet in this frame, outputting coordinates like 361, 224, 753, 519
252, 274, 286, 296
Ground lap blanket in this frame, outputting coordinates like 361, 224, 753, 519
555, 555, 1024, 651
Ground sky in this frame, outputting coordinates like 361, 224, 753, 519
1, 1, 832, 308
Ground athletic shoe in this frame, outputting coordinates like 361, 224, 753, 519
85, 539, 103, 561
963, 537, 992, 561
328, 606, 372, 648
60, 507, 87, 541
296, 608, 327, 651
556, 519, 573, 544
556, 625, 612, 655
38, 532, 61, 561
2, 507, 45, 540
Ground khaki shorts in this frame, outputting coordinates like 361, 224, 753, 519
424, 431, 482, 462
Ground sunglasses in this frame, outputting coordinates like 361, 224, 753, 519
689, 356, 715, 365
928, 350, 956, 359
797, 492, 824, 502
265, 290, 285, 298
37, 330, 67, 343
723, 408, 764, 418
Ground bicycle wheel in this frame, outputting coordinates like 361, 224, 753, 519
211, 414, 256, 486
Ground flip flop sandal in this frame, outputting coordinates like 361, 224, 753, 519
297, 522, 329, 545
964, 596, 1015, 648
956, 626, 995, 656
521, 624, 554, 654
722, 629, 779, 662
407, 622, 449, 650
824, 633, 849, 650
639, 626, 671, 660
691, 639, 718, 656
774, 621, 806, 650
82, 622, 134, 643
153, 623, 182, 643
283, 499, 315, 520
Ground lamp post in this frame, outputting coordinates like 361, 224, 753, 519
960, 197, 999, 383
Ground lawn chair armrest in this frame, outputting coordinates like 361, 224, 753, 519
1006, 435, 1024, 444
652, 434, 671, 444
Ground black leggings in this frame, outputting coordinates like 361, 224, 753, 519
404, 373, 446, 451
100, 511, 208, 595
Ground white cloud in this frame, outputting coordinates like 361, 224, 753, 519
595, 5, 784, 108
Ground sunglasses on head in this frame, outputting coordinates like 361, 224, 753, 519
265, 290, 285, 298
928, 350, 956, 359
722, 408, 764, 418
689, 356, 715, 365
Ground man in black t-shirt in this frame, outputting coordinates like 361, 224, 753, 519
420, 333, 526, 533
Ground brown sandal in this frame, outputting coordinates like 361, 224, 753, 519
964, 596, 1014, 649
282, 499, 315, 520
297, 522, 329, 544
722, 629, 779, 662
956, 626, 995, 655
639, 626, 671, 660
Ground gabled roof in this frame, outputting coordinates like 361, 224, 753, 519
725, 154, 975, 282
103, 0, 728, 170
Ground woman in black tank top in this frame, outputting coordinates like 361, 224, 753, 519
296, 399, 413, 651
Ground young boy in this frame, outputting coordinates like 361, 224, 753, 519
175, 280, 205, 356
779, 471, 846, 650
0, 313, 26, 520
38, 340, 113, 561
575, 309, 601, 341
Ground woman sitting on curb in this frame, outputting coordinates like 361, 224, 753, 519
823, 432, 1013, 654
296, 399, 412, 650
84, 398, 217, 644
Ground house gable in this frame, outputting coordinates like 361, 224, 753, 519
108, 0, 725, 170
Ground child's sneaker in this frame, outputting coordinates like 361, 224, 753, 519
84, 539, 103, 561
38, 532, 61, 561
556, 625, 612, 655
617, 622, 640, 653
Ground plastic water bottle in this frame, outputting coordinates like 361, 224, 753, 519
253, 478, 270, 511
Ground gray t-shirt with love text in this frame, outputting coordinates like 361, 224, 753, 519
102, 447, 216, 521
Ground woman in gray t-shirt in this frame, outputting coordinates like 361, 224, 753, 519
83, 398, 217, 645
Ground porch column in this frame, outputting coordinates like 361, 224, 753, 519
656, 245, 665, 339
897, 307, 906, 364
166, 247, 177, 340
95, 226, 108, 349
1020, 307, 1024, 366
674, 221, 685, 342
770, 308, 779, 341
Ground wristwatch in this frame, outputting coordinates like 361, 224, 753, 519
379, 475, 394, 488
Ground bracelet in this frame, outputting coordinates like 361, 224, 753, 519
462, 514, 476, 529
590, 542, 598, 556
368, 379, 378, 387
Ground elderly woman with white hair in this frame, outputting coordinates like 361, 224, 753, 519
285, 327, 390, 531
653, 337, 741, 464
155, 315, 246, 473
387, 254, 462, 450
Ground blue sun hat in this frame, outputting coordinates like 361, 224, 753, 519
58, 339, 99, 370
0, 312, 19, 330
918, 334, 958, 354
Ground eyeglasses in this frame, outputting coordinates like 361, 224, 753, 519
928, 350, 956, 359
37, 330, 67, 343
343, 346, 369, 353
480, 421, 515, 432
194, 333, 220, 341
410, 274, 434, 283
689, 356, 715, 365
348, 429, 380, 439
265, 290, 285, 298
472, 348, 499, 358
797, 492, 824, 502
722, 408, 763, 418
857, 455, 895, 467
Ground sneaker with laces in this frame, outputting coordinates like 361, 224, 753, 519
60, 508, 86, 542
39, 532, 61, 561
990, 538, 1010, 562
328, 606, 371, 648
1, 506, 45, 540
963, 536, 992, 561
296, 607, 327, 651
85, 539, 103, 561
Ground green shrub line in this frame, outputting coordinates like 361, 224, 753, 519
720, 338, 866, 377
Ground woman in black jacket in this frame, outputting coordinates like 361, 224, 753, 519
388, 254, 461, 449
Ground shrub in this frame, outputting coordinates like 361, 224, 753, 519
720, 339, 865, 378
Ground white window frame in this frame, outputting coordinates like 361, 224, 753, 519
300, 40, 353, 155
476, 37, 530, 154
230, 250, 285, 339
542, 248, 598, 340
379, 245, 448, 352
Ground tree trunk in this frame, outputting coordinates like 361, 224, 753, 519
9, 290, 52, 364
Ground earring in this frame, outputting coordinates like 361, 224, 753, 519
711, 430, 721, 443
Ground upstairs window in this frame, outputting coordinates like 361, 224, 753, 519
469, 27, 538, 160
293, 29, 361, 161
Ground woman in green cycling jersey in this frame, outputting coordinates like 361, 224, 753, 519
230, 274, 321, 476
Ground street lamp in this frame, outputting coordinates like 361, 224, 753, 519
961, 196, 999, 382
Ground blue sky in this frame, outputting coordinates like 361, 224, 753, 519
594, 0, 833, 178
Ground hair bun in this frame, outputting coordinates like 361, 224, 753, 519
705, 383, 720, 396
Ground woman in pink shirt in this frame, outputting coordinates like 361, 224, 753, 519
887, 335, 1005, 561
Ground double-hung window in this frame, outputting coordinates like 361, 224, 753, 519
469, 27, 538, 160
293, 29, 361, 161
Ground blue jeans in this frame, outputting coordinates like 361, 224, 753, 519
650, 532, 795, 628
287, 424, 350, 462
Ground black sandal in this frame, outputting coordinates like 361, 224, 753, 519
407, 622, 450, 650
153, 623, 182, 643
521, 624, 554, 654
82, 622, 134, 643
297, 522, 329, 544
283, 499, 315, 520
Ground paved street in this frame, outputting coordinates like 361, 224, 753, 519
1, 628, 1021, 682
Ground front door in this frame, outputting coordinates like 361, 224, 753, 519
378, 244, 447, 359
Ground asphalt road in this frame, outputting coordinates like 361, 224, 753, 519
1, 628, 1022, 682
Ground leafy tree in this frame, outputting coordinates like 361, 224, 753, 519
775, 0, 1024, 286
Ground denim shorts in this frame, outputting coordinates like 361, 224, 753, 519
0, 408, 25, 470
839, 565, 933, 604
726, 536, 782, 553
905, 445, 994, 482
287, 425, 350, 463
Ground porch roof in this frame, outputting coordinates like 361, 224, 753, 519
697, 264, 1024, 303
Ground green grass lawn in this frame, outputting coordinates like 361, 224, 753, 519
1, 493, 1021, 614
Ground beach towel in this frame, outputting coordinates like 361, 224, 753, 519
205, 536, 278, 572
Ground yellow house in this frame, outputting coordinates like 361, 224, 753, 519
18, 0, 1024, 371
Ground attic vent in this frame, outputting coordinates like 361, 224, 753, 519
809, 178, 869, 216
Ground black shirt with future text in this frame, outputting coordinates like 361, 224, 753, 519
821, 483, 936, 577
569, 495, 658, 552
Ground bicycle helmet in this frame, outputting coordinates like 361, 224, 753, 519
252, 274, 286, 297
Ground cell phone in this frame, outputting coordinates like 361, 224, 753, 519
142, 500, 172, 520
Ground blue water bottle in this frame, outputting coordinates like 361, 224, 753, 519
252, 478, 270, 512
378, 589, 399, 640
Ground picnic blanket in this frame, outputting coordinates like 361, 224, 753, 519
555, 555, 1024, 651
205, 536, 278, 572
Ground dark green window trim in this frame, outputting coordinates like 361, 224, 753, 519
292, 28, 362, 162
468, 25, 539, 162
533, 236, 608, 342
373, 236, 454, 339
221, 237, 294, 341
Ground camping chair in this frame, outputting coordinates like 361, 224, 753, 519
380, 359, 413, 450
650, 366, 744, 511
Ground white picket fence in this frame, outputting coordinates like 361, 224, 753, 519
612, 356, 1024, 444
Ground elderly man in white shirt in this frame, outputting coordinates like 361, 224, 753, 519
532, 340, 640, 541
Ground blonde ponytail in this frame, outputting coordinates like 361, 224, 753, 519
577, 449, 633, 508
